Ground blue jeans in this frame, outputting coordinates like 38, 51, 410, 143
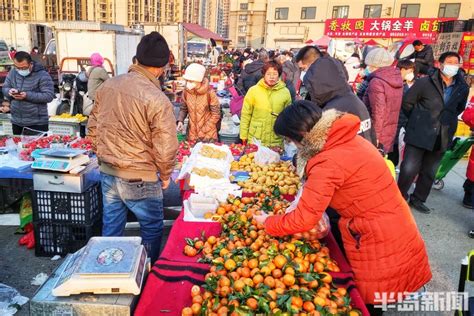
100, 173, 164, 262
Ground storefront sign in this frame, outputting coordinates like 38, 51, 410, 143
432, 32, 464, 59
325, 18, 452, 40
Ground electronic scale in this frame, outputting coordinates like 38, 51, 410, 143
52, 237, 148, 296
31, 148, 90, 172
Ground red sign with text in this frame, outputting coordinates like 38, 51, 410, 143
325, 18, 452, 40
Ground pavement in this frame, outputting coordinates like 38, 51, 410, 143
0, 162, 473, 315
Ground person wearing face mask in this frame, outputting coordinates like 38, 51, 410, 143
87, 32, 179, 263
254, 101, 431, 316
240, 61, 291, 147
177, 63, 221, 142
2, 51, 54, 135
387, 60, 416, 166
398, 51, 469, 214
362, 48, 403, 155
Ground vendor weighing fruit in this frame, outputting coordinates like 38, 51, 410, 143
255, 101, 432, 315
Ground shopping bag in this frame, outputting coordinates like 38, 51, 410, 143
253, 138, 280, 165
287, 188, 331, 240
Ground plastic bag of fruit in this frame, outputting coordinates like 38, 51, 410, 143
287, 188, 331, 240
253, 138, 280, 165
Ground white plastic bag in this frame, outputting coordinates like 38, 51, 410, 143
0, 283, 29, 316
287, 188, 331, 240
253, 138, 280, 165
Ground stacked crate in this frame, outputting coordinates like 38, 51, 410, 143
32, 183, 103, 256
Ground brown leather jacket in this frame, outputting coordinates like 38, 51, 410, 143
87, 65, 178, 182
178, 78, 221, 142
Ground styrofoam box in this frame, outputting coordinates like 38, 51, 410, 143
189, 193, 218, 218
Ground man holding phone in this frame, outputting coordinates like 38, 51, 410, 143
2, 51, 54, 135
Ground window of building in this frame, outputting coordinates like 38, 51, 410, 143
332, 6, 349, 18
400, 4, 420, 17
238, 25, 247, 33
301, 7, 316, 19
239, 14, 248, 21
275, 7, 289, 20
438, 3, 460, 18
240, 3, 248, 10
238, 36, 246, 44
363, 4, 382, 18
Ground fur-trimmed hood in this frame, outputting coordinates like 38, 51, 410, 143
296, 109, 361, 177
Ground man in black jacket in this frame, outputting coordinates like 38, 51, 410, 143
398, 51, 469, 214
407, 40, 435, 76
236, 50, 269, 94
303, 54, 376, 145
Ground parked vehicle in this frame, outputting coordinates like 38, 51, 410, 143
56, 73, 87, 115
0, 40, 8, 61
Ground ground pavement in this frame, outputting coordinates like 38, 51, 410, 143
0, 162, 472, 316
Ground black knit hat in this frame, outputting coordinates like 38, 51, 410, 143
136, 32, 170, 68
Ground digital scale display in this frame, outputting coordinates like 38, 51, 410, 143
32, 160, 70, 171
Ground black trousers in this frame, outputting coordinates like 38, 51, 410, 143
398, 144, 443, 201
12, 123, 48, 135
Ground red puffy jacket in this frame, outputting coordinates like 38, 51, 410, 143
265, 110, 432, 304
462, 97, 474, 181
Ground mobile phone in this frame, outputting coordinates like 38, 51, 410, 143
11, 91, 22, 96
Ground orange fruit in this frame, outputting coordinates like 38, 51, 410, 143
191, 303, 201, 315
241, 197, 251, 204
273, 255, 287, 269
220, 248, 230, 257
192, 295, 203, 304
191, 285, 201, 297
313, 296, 326, 307
219, 285, 230, 297
217, 306, 228, 315
207, 236, 217, 245
233, 279, 245, 292
337, 287, 347, 296
182, 307, 193, 316
241, 267, 251, 278
224, 259, 236, 271
291, 296, 303, 308
282, 274, 296, 287
349, 310, 362, 316
246, 297, 258, 310
224, 204, 233, 212
272, 268, 282, 279
264, 276, 276, 288
303, 301, 315, 312
260, 266, 271, 276
219, 276, 231, 287
248, 258, 258, 269
253, 274, 264, 285
320, 272, 332, 284
267, 290, 277, 301
285, 266, 295, 276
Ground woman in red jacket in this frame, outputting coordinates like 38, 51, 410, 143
255, 101, 432, 314
461, 95, 474, 238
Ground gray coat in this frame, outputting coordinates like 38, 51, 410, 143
282, 60, 300, 89
87, 66, 109, 101
2, 62, 54, 126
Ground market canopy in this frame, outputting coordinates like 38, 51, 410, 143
364, 39, 382, 46
182, 23, 227, 42
306, 35, 331, 47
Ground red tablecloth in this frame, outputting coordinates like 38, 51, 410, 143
135, 191, 369, 316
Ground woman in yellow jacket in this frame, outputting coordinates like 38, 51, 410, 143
240, 61, 292, 147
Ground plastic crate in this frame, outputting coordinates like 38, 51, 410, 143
34, 221, 101, 257
32, 184, 102, 225
48, 122, 81, 135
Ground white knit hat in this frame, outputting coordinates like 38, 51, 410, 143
183, 63, 206, 82
364, 48, 394, 68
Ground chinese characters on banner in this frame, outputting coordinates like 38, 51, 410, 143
325, 18, 453, 40
432, 32, 464, 59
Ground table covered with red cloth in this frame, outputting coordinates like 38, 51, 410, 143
135, 191, 369, 316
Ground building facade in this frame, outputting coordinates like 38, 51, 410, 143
265, 0, 473, 49
229, 0, 267, 48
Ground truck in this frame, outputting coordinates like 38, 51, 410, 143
143, 23, 186, 69
0, 22, 53, 53
52, 21, 142, 76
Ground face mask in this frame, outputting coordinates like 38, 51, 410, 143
404, 72, 415, 82
300, 71, 306, 81
17, 69, 31, 77
363, 68, 371, 77
186, 82, 197, 90
442, 64, 459, 78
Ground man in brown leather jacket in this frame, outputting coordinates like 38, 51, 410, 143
88, 32, 178, 263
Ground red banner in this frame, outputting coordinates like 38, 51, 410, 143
325, 18, 452, 40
